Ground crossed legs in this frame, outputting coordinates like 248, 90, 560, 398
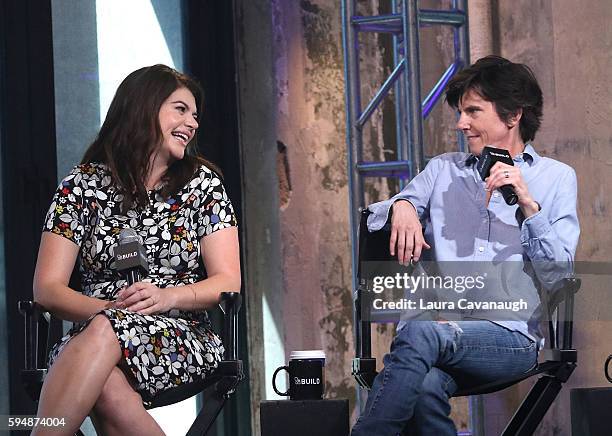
351, 320, 538, 436
33, 315, 164, 436
91, 366, 164, 436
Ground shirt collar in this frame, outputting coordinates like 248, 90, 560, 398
465, 154, 478, 166
464, 143, 541, 167
518, 143, 540, 166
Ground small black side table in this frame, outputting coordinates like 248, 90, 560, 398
260, 399, 350, 436
571, 387, 612, 435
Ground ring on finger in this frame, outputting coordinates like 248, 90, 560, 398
504, 170, 510, 178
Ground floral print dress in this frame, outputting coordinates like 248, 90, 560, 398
43, 162, 237, 404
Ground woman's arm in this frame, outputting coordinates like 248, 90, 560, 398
184, 226, 241, 308
119, 226, 241, 313
519, 168, 580, 288
33, 232, 114, 322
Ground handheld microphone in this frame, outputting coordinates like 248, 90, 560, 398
476, 146, 519, 205
115, 228, 149, 286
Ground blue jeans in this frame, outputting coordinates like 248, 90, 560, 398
351, 320, 538, 436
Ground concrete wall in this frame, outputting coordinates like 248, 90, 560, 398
272, 0, 356, 413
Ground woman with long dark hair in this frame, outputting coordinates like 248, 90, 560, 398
32, 64, 240, 435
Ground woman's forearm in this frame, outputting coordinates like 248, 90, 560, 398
171, 273, 241, 311
34, 283, 112, 322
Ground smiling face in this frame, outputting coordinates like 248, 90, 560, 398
456, 89, 523, 156
157, 87, 199, 164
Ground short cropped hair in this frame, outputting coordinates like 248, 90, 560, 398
445, 56, 543, 143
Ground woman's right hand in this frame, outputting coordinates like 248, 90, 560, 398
389, 200, 430, 265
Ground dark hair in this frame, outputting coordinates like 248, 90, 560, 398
82, 64, 217, 209
445, 55, 543, 143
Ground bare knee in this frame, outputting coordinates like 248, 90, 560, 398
82, 314, 119, 350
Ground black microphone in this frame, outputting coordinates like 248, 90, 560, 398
115, 228, 149, 286
476, 146, 519, 205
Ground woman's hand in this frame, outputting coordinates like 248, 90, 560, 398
115, 282, 176, 315
486, 162, 539, 217
390, 200, 431, 265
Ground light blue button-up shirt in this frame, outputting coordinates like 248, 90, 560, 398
367, 144, 580, 342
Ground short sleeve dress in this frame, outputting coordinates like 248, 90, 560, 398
43, 162, 237, 405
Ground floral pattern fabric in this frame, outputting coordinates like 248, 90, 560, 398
43, 162, 237, 404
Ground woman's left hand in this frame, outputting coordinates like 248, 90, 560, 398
115, 282, 175, 315
486, 162, 540, 217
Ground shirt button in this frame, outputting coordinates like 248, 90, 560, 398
478, 246, 485, 252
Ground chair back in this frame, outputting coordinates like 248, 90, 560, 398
358, 209, 394, 264
356, 209, 405, 358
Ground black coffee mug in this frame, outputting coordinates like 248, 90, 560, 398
606, 354, 612, 383
272, 350, 325, 400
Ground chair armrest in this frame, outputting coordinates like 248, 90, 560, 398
219, 292, 242, 361
547, 277, 581, 312
540, 349, 577, 363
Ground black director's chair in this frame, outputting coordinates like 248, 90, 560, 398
19, 291, 244, 436
352, 209, 580, 436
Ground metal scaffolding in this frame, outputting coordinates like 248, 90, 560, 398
342, 0, 469, 266
342, 0, 476, 431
